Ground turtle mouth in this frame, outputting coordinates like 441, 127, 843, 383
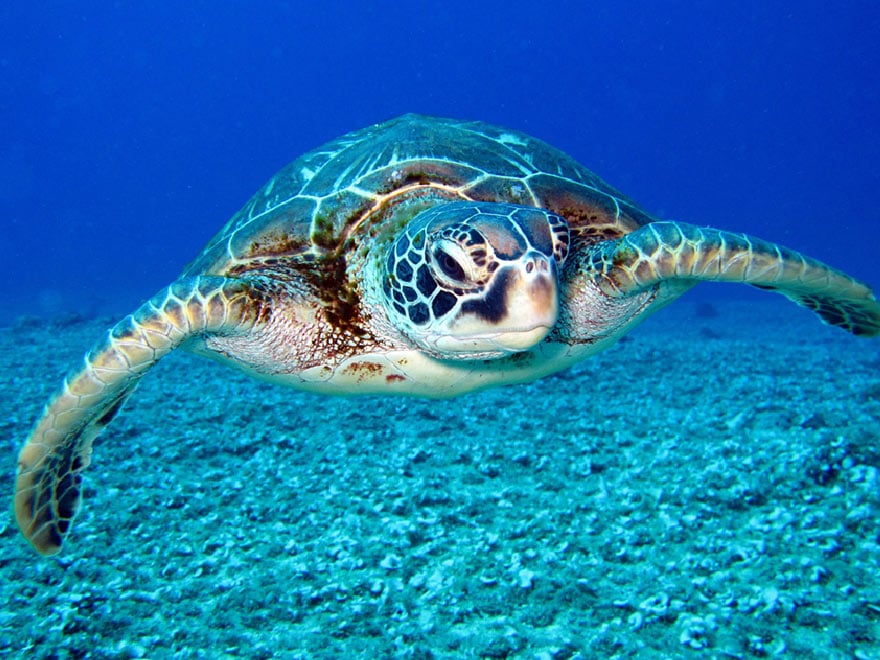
431, 322, 553, 356
491, 323, 555, 350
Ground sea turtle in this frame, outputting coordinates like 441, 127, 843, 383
14, 114, 880, 555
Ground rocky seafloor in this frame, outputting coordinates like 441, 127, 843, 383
0, 297, 878, 659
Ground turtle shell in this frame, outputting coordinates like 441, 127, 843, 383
183, 114, 656, 278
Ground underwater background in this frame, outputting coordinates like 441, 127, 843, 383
1, 1, 879, 658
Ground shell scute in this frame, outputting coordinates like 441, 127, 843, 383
184, 114, 653, 278
225, 196, 318, 263
527, 174, 652, 246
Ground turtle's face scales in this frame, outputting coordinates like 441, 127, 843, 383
381, 202, 570, 358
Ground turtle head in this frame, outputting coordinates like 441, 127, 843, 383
381, 202, 569, 358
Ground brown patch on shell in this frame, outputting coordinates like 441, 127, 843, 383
248, 228, 305, 256
464, 177, 534, 206
528, 174, 646, 247
308, 255, 369, 339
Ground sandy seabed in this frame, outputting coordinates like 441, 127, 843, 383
0, 297, 878, 659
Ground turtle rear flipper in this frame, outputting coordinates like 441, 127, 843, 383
585, 221, 880, 336
14, 277, 269, 555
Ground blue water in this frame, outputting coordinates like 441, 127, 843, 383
1, 2, 877, 319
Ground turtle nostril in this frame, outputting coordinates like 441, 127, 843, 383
523, 253, 552, 277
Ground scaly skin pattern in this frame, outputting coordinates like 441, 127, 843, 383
15, 277, 270, 554
585, 222, 880, 336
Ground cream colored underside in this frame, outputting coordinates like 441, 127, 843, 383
207, 337, 620, 398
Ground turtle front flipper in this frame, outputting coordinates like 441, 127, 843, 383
14, 276, 269, 555
583, 221, 880, 336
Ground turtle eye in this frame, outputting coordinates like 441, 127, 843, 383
436, 249, 466, 282
430, 240, 472, 287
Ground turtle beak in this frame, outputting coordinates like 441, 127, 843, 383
493, 251, 558, 349
439, 251, 558, 354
